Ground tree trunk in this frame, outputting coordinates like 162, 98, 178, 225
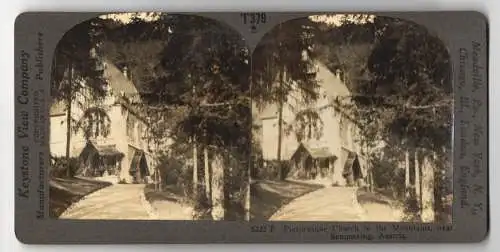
404, 149, 410, 196
417, 150, 424, 217
370, 169, 375, 192
276, 68, 285, 180
415, 149, 421, 209
414, 149, 424, 221
159, 165, 163, 191
245, 179, 250, 221
245, 57, 253, 221
155, 141, 162, 191
192, 83, 198, 198
192, 136, 198, 196
155, 166, 160, 192
154, 167, 158, 191
433, 150, 445, 223
204, 133, 211, 204
65, 63, 73, 178
211, 150, 225, 220
368, 165, 374, 192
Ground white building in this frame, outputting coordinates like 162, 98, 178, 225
50, 60, 160, 184
254, 59, 440, 222
255, 61, 381, 186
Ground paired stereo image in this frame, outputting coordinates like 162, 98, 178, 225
48, 12, 453, 223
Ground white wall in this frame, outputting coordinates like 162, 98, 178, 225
257, 61, 370, 185
261, 118, 279, 160
50, 85, 118, 158
49, 115, 68, 157
107, 104, 130, 182
49, 61, 163, 184
49, 108, 88, 158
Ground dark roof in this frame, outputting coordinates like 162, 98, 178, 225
304, 143, 334, 158
292, 142, 335, 160
49, 60, 140, 116
307, 146, 334, 158
89, 141, 123, 157
103, 60, 140, 101
315, 62, 350, 98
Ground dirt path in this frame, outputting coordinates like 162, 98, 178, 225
269, 186, 366, 221
250, 179, 324, 221
361, 203, 403, 222
59, 184, 153, 220
150, 200, 193, 220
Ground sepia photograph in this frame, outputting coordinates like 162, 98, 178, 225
48, 12, 454, 224
250, 14, 453, 223
49, 12, 251, 221
14, 10, 488, 243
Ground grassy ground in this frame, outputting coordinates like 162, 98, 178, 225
143, 184, 187, 204
250, 179, 324, 221
143, 184, 197, 220
356, 187, 398, 206
357, 188, 455, 223
144, 184, 249, 221
356, 187, 404, 222
49, 177, 112, 218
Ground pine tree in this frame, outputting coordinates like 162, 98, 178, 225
138, 14, 251, 220
252, 18, 321, 180
317, 15, 452, 222
51, 18, 112, 177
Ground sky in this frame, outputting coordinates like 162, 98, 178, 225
100, 12, 375, 26
309, 14, 375, 26
99, 12, 161, 24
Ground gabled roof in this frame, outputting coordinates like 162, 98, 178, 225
291, 142, 336, 160
257, 61, 350, 120
315, 62, 350, 99
306, 146, 334, 159
87, 141, 124, 157
303, 142, 335, 159
49, 60, 141, 116
103, 60, 139, 100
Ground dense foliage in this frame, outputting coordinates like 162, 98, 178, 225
314, 15, 452, 222
51, 13, 452, 222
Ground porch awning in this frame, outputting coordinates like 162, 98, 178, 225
308, 146, 335, 159
129, 151, 142, 172
93, 144, 124, 157
129, 149, 149, 176
292, 142, 336, 160
83, 141, 123, 158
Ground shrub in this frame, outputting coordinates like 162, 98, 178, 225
118, 179, 128, 184
223, 155, 249, 220
152, 145, 251, 220
371, 157, 406, 198
50, 156, 79, 178
155, 152, 188, 186
255, 160, 290, 180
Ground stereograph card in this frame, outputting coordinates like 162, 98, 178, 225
14, 11, 488, 243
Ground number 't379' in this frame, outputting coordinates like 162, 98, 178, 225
240, 13, 267, 25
